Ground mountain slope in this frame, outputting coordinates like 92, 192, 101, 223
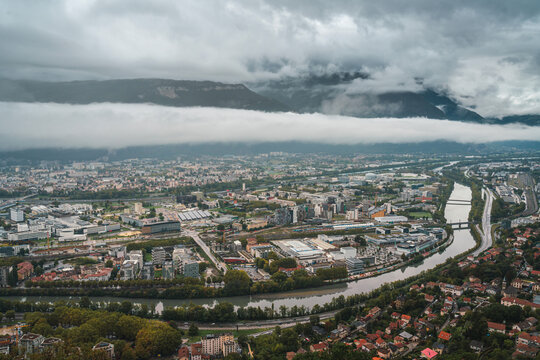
251, 74, 484, 121
420, 89, 484, 122
0, 78, 289, 112
490, 115, 540, 127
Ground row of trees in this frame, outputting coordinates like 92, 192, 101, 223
22, 263, 347, 299
5, 256, 464, 323
251, 269, 324, 294
25, 276, 207, 289
491, 197, 526, 222
315, 267, 348, 281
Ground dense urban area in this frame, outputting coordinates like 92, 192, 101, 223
0, 152, 538, 360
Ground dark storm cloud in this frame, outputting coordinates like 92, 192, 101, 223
1, 0, 540, 116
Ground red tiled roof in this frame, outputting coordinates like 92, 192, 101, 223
438, 331, 451, 341
519, 332, 540, 345
18, 262, 33, 270
502, 297, 540, 309
487, 322, 505, 331
421, 348, 437, 359
355, 339, 367, 348
311, 343, 328, 352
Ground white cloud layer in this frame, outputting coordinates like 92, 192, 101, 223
0, 102, 538, 150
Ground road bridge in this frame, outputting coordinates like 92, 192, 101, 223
446, 199, 472, 206
447, 221, 471, 229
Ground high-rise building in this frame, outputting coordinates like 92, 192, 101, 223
152, 247, 166, 266
222, 340, 237, 357
273, 207, 292, 225
201, 334, 221, 356
201, 334, 236, 357
292, 207, 298, 223
10, 208, 24, 222
120, 261, 137, 280
172, 247, 199, 278
140, 262, 154, 280
346, 209, 358, 221
127, 250, 143, 270
0, 266, 11, 287
183, 259, 199, 278
133, 202, 143, 215
346, 258, 364, 275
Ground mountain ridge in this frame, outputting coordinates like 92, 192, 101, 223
0, 78, 289, 112
1, 77, 538, 126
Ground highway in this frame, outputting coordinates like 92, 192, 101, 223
472, 187, 494, 256
184, 229, 228, 274
512, 173, 538, 216
177, 309, 340, 331
521, 174, 538, 216
523, 188, 539, 216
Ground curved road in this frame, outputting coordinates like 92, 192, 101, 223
523, 188, 538, 216
472, 187, 494, 256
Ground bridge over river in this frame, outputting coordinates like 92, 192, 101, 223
447, 221, 472, 229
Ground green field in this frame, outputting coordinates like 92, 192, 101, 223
407, 211, 432, 219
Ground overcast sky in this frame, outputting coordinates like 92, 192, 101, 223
1, 0, 540, 117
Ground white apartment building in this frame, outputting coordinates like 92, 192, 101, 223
10, 208, 24, 222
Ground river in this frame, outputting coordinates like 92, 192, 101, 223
10, 183, 474, 313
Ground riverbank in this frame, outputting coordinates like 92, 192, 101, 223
2, 183, 476, 314
0, 229, 481, 329
0, 232, 454, 300
322, 232, 455, 286
1, 210, 457, 302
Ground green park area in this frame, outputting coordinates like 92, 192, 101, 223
407, 211, 432, 219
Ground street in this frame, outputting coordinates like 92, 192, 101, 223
184, 229, 228, 274
522, 187, 538, 216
